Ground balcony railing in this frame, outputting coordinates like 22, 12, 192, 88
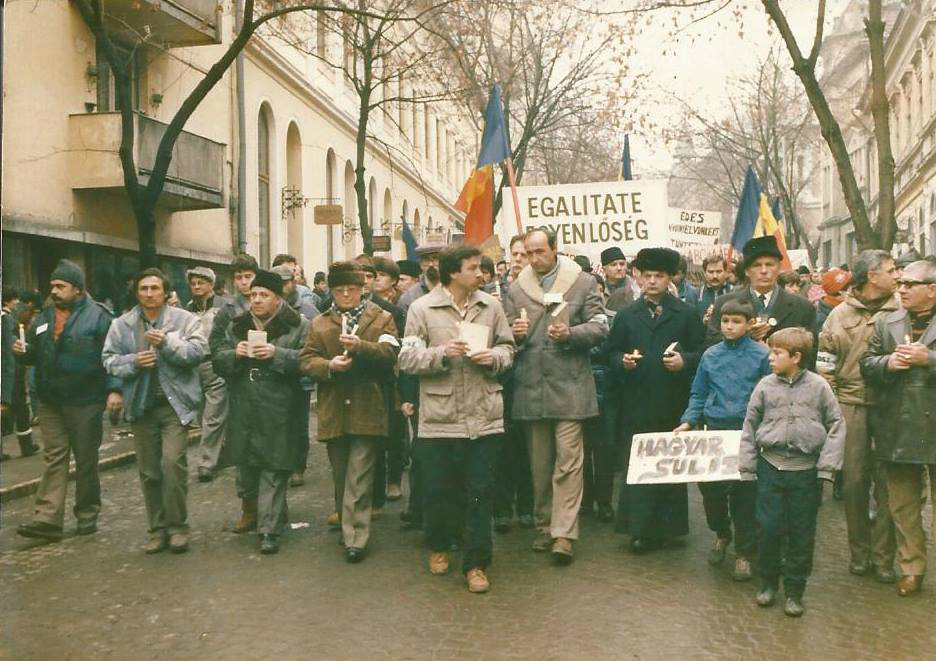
69, 112, 225, 211
103, 0, 220, 47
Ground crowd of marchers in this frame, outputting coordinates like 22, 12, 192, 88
2, 230, 935, 614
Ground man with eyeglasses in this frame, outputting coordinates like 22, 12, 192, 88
860, 258, 936, 597
818, 250, 898, 583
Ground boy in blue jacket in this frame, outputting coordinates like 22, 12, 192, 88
675, 300, 770, 581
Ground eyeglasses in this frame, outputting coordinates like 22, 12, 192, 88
896, 280, 935, 289
333, 286, 359, 296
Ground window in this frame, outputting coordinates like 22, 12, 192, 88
258, 109, 272, 268
96, 42, 144, 113
424, 110, 431, 161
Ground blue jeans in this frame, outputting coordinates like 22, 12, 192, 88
756, 457, 819, 598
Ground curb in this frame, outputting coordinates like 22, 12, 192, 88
0, 434, 200, 503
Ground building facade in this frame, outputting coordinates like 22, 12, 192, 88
2, 0, 477, 304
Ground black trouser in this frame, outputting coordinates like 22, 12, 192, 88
422, 436, 498, 573
493, 419, 533, 519
756, 458, 819, 598
387, 411, 405, 486
699, 480, 757, 557
583, 414, 615, 509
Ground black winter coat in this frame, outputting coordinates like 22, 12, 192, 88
213, 304, 310, 471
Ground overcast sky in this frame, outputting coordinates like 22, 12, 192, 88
617, 0, 852, 173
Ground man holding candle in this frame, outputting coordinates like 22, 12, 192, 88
504, 229, 608, 565
14, 260, 122, 541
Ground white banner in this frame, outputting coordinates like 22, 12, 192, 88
668, 208, 722, 249
626, 430, 742, 485
501, 179, 669, 263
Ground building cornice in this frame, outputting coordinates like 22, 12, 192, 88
245, 37, 465, 223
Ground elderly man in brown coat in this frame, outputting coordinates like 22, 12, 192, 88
503, 229, 609, 565
299, 262, 399, 563
399, 245, 514, 593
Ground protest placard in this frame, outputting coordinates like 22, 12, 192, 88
626, 430, 742, 485
500, 179, 669, 263
667, 207, 722, 250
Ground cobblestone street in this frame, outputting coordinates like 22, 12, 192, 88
2, 437, 934, 661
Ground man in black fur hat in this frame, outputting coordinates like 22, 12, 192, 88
607, 247, 705, 553
706, 236, 817, 357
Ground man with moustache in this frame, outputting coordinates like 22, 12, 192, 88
14, 260, 123, 541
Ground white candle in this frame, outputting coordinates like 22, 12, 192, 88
19, 323, 26, 344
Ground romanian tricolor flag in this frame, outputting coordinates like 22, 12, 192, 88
455, 85, 511, 246
755, 193, 792, 271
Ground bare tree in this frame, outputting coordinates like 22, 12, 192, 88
431, 0, 637, 216
74, 0, 400, 266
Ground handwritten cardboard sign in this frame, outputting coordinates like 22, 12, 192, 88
626, 430, 741, 485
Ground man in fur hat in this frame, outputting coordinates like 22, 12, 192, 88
608, 247, 704, 552
299, 262, 399, 563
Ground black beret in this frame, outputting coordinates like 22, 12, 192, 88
250, 269, 284, 297
396, 260, 420, 278
633, 247, 680, 275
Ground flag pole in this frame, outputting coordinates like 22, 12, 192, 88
504, 157, 524, 234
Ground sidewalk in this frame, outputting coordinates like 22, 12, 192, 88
0, 419, 198, 502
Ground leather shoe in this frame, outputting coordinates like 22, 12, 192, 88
708, 537, 730, 565
551, 537, 574, 566
326, 511, 340, 528
197, 467, 214, 483
76, 519, 98, 536
630, 537, 662, 554
874, 565, 896, 584
17, 521, 64, 542
466, 567, 490, 593
345, 547, 365, 563
429, 551, 449, 575
494, 516, 511, 533
733, 557, 753, 581
756, 586, 777, 607
532, 532, 553, 552
897, 574, 923, 596
289, 471, 305, 487
784, 596, 805, 617
260, 533, 279, 555
386, 484, 403, 501
144, 533, 168, 554
169, 532, 189, 554
598, 504, 614, 523
848, 560, 870, 576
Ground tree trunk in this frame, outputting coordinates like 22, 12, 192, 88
762, 0, 878, 251
355, 96, 373, 255
865, 0, 897, 250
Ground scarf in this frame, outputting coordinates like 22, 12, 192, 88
909, 308, 934, 343
336, 300, 367, 333
852, 292, 891, 314
250, 300, 283, 331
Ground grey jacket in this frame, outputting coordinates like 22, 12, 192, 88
739, 369, 846, 480
503, 256, 608, 421
398, 286, 514, 439
103, 305, 208, 424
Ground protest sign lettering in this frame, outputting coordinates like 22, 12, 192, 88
626, 430, 741, 485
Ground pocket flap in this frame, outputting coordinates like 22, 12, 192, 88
424, 380, 453, 395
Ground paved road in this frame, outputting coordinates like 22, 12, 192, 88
2, 439, 934, 660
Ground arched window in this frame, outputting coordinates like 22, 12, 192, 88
258, 105, 273, 268
286, 122, 303, 264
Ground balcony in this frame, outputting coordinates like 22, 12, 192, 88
102, 0, 220, 47
69, 112, 225, 210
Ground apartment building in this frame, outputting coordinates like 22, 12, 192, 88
1, 0, 478, 304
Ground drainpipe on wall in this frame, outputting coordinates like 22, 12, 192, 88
235, 0, 248, 255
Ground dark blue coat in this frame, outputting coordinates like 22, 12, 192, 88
22, 295, 120, 406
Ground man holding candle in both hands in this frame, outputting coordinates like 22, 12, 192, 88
504, 229, 608, 566
299, 262, 400, 563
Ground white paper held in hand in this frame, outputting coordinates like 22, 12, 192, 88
458, 321, 490, 355
247, 330, 267, 357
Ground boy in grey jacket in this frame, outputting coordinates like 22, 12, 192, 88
739, 327, 845, 617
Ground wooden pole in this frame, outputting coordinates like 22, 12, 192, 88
505, 157, 523, 234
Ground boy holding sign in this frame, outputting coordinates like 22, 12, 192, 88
675, 300, 770, 580
739, 327, 845, 617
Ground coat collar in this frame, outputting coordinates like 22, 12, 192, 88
423, 286, 493, 323
231, 301, 301, 341
636, 293, 679, 330
886, 307, 936, 347
515, 255, 582, 305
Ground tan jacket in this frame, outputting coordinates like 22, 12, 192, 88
299, 302, 399, 441
398, 286, 514, 439
817, 291, 899, 406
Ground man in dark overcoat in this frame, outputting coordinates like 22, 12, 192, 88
608, 247, 704, 552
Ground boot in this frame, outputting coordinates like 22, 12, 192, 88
17, 431, 39, 457
233, 497, 258, 533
